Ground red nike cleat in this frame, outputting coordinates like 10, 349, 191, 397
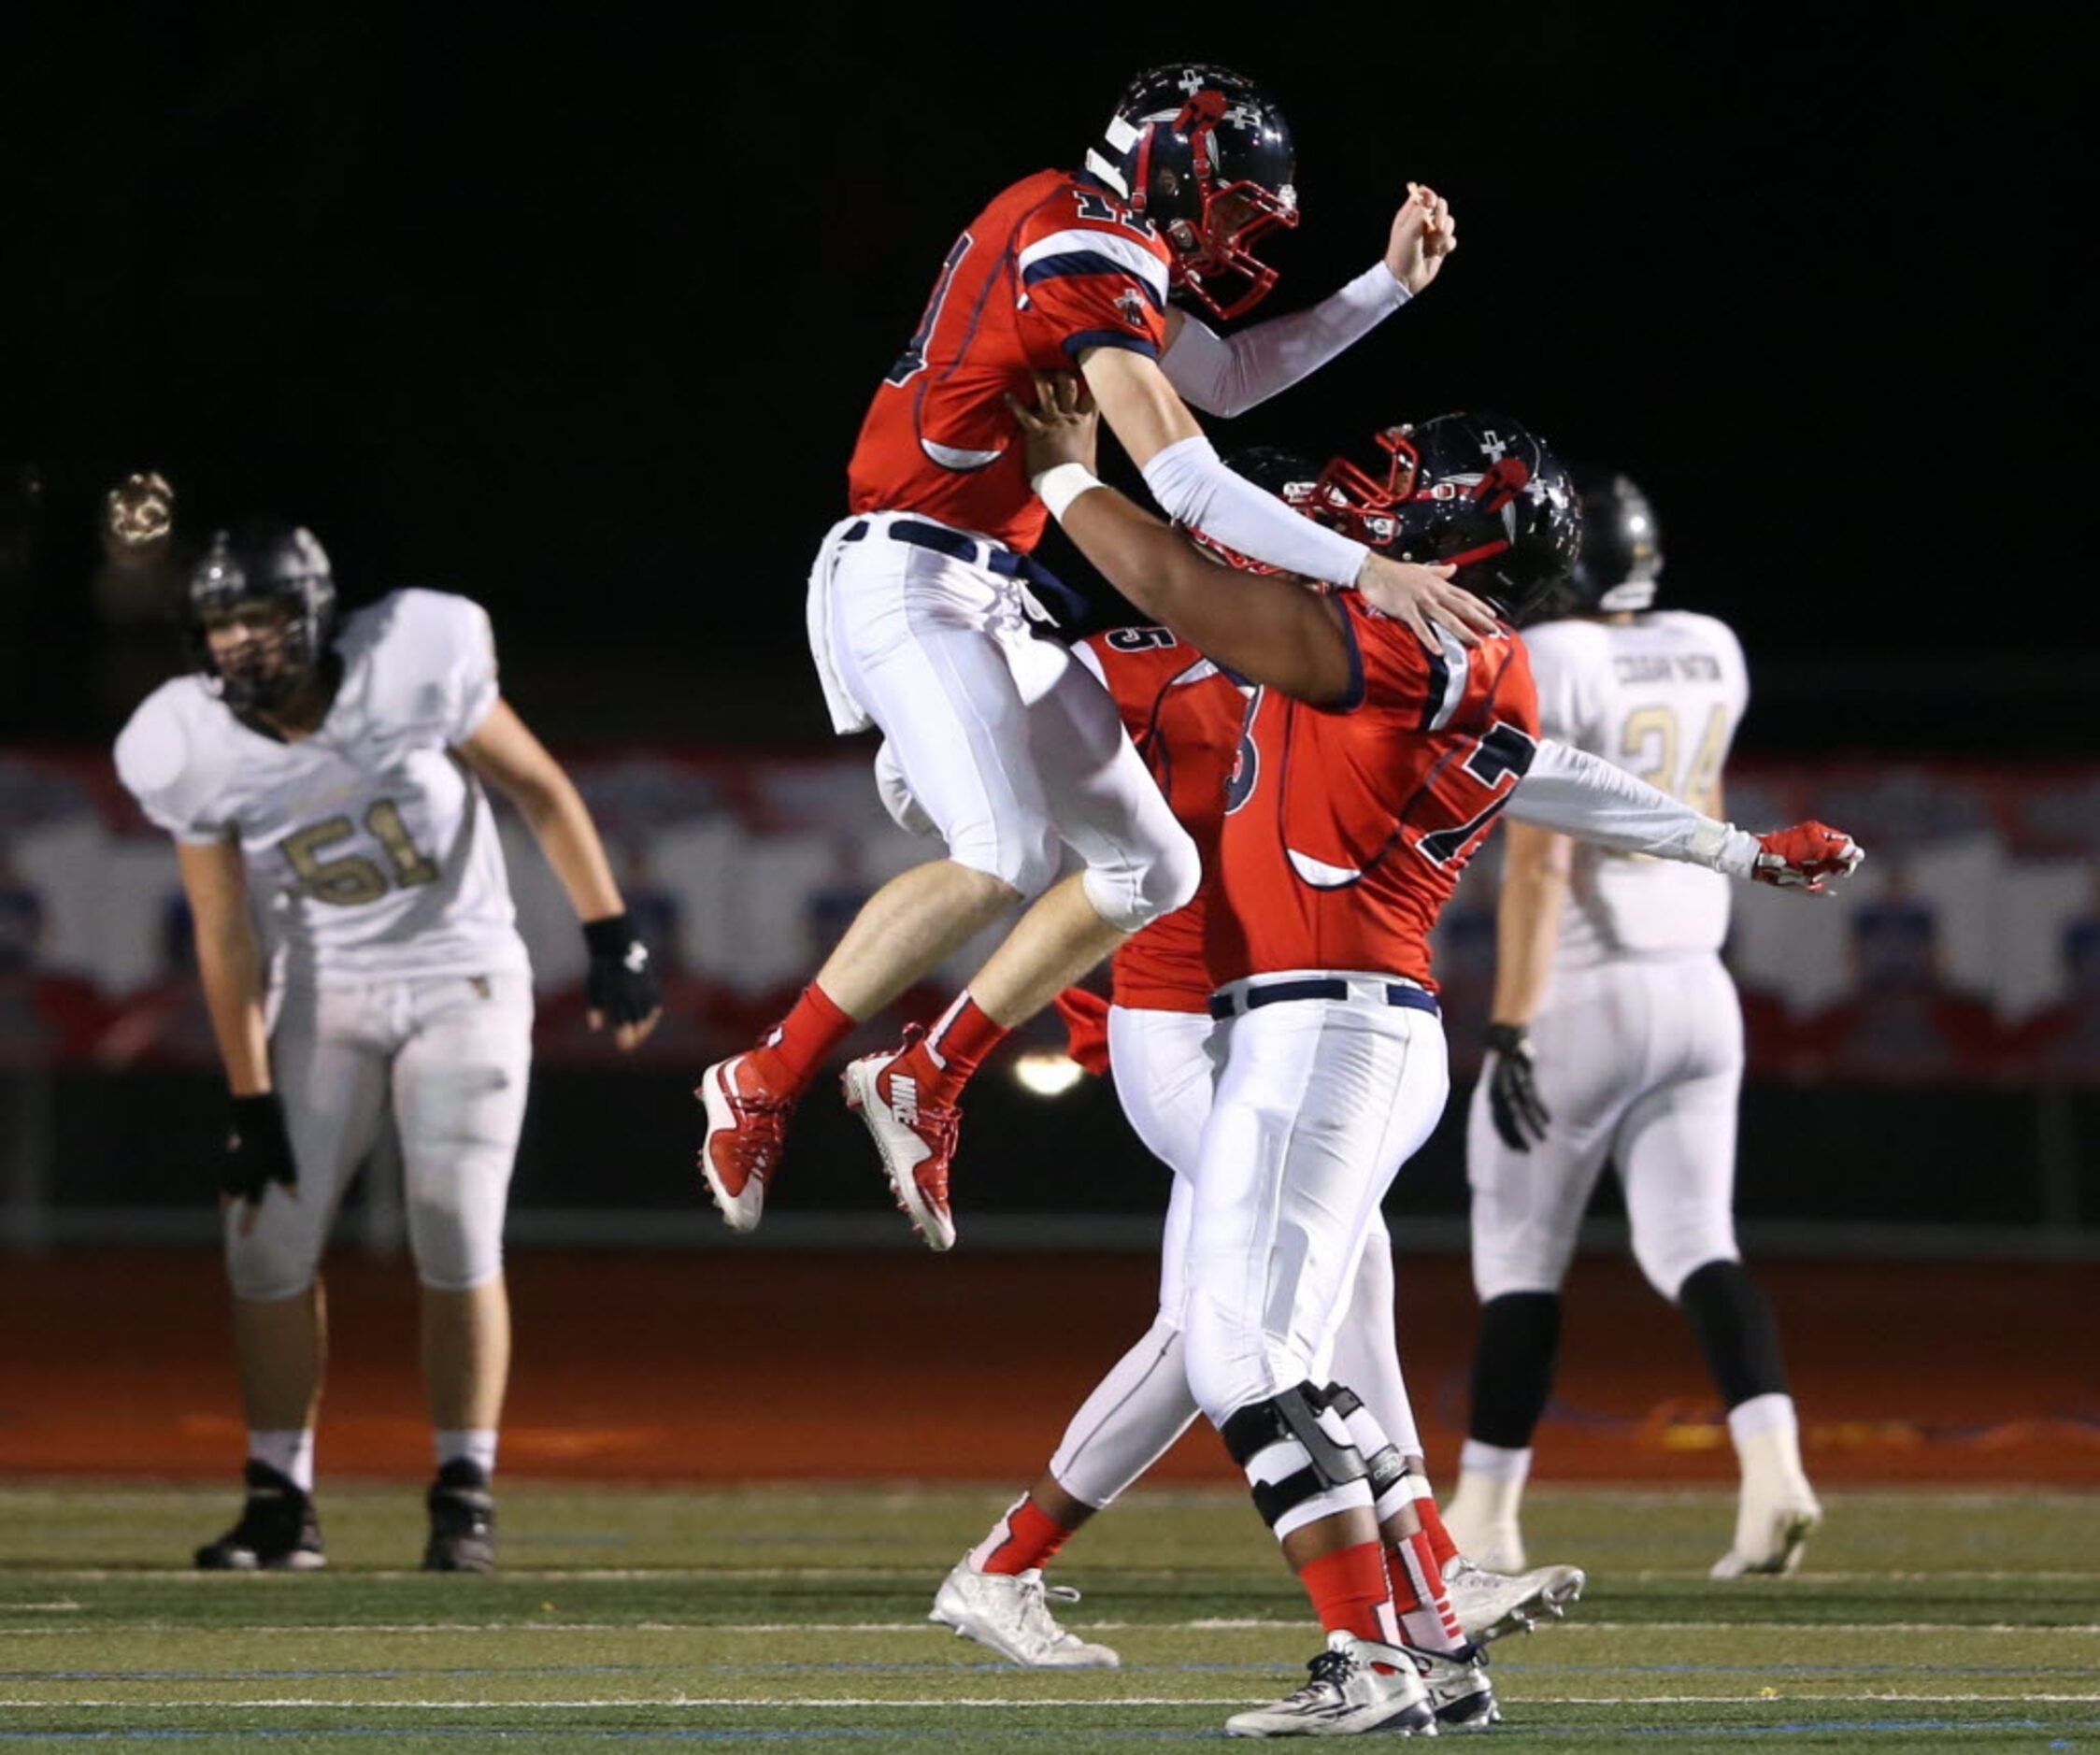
841, 1025, 960, 1251
696, 1053, 795, 1233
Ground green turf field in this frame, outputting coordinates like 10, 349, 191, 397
0, 1483, 2093, 1750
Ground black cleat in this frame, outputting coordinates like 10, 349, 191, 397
422, 1458, 496, 1572
193, 1461, 325, 1571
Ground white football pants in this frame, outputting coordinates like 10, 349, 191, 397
1047, 998, 1431, 1510
809, 513, 1197, 933
1466, 951, 1744, 1303
229, 971, 533, 1301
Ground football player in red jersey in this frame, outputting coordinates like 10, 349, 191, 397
915, 460, 1582, 1719
698, 64, 1496, 1251
1010, 378, 1864, 1737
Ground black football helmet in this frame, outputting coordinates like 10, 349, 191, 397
1086, 64, 1297, 321
1560, 467, 1664, 614
186, 521, 336, 714
1318, 414, 1584, 624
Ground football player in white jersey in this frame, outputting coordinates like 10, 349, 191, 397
114, 522, 663, 1572
1444, 473, 1823, 1578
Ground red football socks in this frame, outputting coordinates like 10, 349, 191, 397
1388, 1528, 1467, 1654
749, 983, 856, 1096
901, 992, 1007, 1106
968, 1495, 1074, 1577
1413, 1487, 1461, 1576
1297, 1541, 1401, 1648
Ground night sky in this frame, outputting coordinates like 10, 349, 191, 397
5, 10, 2081, 753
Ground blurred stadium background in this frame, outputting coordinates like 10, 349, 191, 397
1, 8, 2092, 1748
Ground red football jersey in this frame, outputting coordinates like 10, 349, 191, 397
1209, 598, 1542, 991
848, 170, 1172, 552
1077, 627, 1246, 1015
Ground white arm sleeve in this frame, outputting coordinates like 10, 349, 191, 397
1140, 435, 1371, 587
1508, 737, 1762, 878
1162, 263, 1411, 418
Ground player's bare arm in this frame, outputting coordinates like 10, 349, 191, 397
1491, 823, 1573, 1032
1076, 347, 1493, 650
1480, 820, 1571, 1151
456, 699, 663, 1050
177, 837, 271, 1097
177, 836, 295, 1232
1012, 377, 1355, 705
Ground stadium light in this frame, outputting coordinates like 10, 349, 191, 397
1012, 1050, 1087, 1098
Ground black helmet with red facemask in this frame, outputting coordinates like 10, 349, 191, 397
1086, 64, 1297, 322
1314, 414, 1585, 625
1187, 446, 1414, 577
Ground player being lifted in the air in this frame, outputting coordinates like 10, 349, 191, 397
1443, 471, 1825, 1579
699, 63, 1497, 1249
116, 523, 662, 1572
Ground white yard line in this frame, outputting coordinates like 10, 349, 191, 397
0, 1693, 2096, 1710
2, 1618, 2096, 1637
12, 1564, 2099, 1584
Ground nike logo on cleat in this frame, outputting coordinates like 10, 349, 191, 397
889, 1075, 919, 1126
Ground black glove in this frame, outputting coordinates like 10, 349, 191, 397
582, 912, 663, 1033
1483, 1022, 1551, 1152
223, 1092, 298, 1205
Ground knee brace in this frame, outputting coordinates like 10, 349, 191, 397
1321, 1382, 1411, 1522
1080, 818, 1201, 935
1220, 1382, 1372, 1542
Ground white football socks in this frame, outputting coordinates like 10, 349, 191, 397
1728, 1393, 1813, 1501
249, 1429, 315, 1492
436, 1430, 499, 1478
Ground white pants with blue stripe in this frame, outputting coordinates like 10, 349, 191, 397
808, 511, 1196, 932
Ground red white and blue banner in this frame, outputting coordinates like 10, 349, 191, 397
3, 749, 2094, 1083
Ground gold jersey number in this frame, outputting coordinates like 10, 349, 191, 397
279, 800, 440, 905
1619, 704, 1728, 857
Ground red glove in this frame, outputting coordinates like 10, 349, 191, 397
1752, 820, 1864, 892
1051, 986, 1112, 1076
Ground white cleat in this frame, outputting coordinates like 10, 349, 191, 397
1444, 1511, 1528, 1578
1442, 1554, 1587, 1644
1711, 1492, 1822, 1578
1223, 1632, 1436, 1738
1410, 1642, 1500, 1733
928, 1558, 1119, 1668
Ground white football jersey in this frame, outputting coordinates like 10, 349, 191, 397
114, 589, 529, 985
1523, 609, 1750, 966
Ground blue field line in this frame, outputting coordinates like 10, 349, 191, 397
0, 1735, 1209, 1747
0, 1665, 649, 1683
1497, 1661, 2092, 1677
1617, 1723, 2097, 1740
1, 1725, 2097, 1745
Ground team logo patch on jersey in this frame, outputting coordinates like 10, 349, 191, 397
1115, 286, 1150, 330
